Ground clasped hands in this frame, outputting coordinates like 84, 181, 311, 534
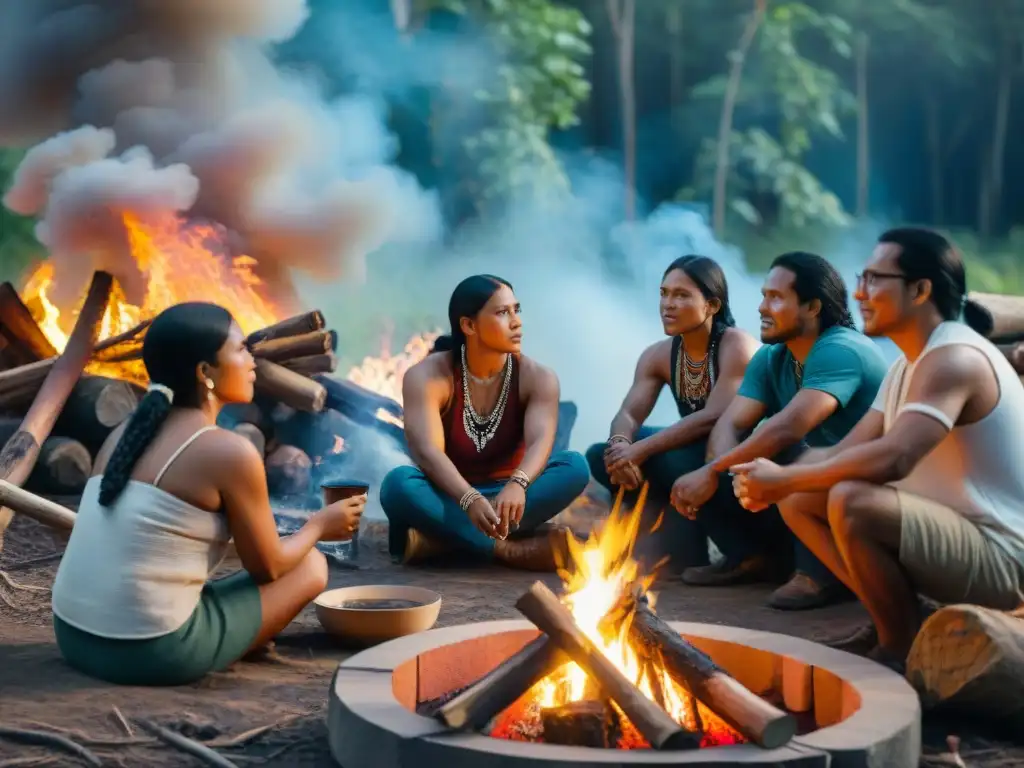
466, 482, 526, 539
603, 439, 647, 490
669, 458, 792, 518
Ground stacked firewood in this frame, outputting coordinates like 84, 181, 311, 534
0, 282, 407, 500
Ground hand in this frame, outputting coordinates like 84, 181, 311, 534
493, 483, 527, 538
609, 462, 644, 490
670, 467, 719, 520
604, 440, 647, 473
466, 495, 501, 538
730, 458, 790, 510
318, 493, 367, 541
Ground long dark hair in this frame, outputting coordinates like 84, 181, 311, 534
663, 255, 736, 330
98, 302, 234, 506
431, 274, 513, 361
770, 251, 856, 332
878, 227, 966, 321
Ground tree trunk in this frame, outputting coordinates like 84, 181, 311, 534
667, 4, 684, 135
980, 43, 1013, 237
854, 32, 870, 218
712, 0, 766, 236
924, 95, 944, 224
607, 0, 637, 221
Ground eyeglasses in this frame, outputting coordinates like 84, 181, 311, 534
855, 270, 909, 289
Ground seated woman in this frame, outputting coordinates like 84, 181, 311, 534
51, 303, 365, 686
586, 255, 759, 575
380, 274, 590, 571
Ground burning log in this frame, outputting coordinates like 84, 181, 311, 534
252, 329, 336, 362
515, 581, 701, 751
317, 375, 403, 422
0, 282, 58, 364
618, 593, 796, 749
245, 310, 326, 346
254, 359, 327, 413
265, 444, 312, 497
281, 352, 338, 376
964, 292, 1024, 341
437, 635, 567, 730
0, 479, 76, 532
0, 272, 112, 551
54, 376, 142, 454
540, 700, 622, 748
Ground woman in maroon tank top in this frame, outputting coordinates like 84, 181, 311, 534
379, 275, 590, 571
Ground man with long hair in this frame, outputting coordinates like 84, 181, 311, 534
733, 229, 1024, 668
672, 252, 888, 610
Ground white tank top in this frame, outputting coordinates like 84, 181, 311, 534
873, 322, 1024, 563
52, 426, 230, 640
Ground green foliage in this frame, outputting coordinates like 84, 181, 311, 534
0, 149, 40, 284
433, 0, 592, 207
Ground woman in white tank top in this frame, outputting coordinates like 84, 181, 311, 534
51, 303, 366, 686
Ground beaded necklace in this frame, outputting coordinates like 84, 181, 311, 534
460, 345, 513, 452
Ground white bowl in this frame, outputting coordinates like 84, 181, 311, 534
314, 585, 442, 645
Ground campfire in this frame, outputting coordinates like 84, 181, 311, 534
422, 487, 797, 752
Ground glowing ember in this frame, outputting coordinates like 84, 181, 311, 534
345, 329, 440, 407
494, 485, 743, 748
20, 213, 280, 384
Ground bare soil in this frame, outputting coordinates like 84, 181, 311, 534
0, 490, 1019, 767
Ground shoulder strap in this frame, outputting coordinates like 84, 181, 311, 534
669, 335, 682, 397
154, 426, 219, 488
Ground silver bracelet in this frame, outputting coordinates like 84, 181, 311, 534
459, 488, 483, 512
508, 474, 529, 491
607, 433, 632, 446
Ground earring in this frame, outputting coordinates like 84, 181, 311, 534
204, 378, 215, 401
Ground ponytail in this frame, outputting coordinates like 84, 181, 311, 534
430, 332, 464, 365
98, 385, 174, 506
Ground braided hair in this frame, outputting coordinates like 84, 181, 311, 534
98, 302, 233, 506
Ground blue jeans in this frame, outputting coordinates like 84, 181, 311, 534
586, 427, 711, 574
380, 451, 591, 560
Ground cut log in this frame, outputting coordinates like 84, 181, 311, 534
620, 593, 796, 749
281, 352, 337, 376
29, 437, 92, 495
316, 375, 403, 422
245, 310, 326, 346
252, 329, 336, 362
233, 422, 266, 458
906, 604, 1024, 727
265, 444, 313, 497
0, 272, 112, 552
515, 581, 700, 750
437, 635, 567, 731
540, 700, 621, 748
0, 282, 58, 363
0, 478, 76, 531
254, 359, 327, 413
54, 376, 141, 453
964, 292, 1024, 341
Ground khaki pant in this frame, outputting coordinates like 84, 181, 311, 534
897, 489, 1024, 609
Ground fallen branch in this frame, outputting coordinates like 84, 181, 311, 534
135, 719, 238, 768
207, 714, 306, 748
0, 756, 59, 768
0, 727, 102, 767
0, 571, 49, 593
0, 479, 77, 531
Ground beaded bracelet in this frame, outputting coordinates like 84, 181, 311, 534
508, 469, 530, 491
607, 433, 632, 446
459, 488, 483, 512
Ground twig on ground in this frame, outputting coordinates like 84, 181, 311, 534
0, 572, 49, 593
208, 714, 306, 748
0, 756, 59, 767
134, 719, 237, 768
111, 707, 132, 737
0, 727, 102, 767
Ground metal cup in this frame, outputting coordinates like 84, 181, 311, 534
321, 480, 369, 562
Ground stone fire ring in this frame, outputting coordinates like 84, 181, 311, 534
328, 620, 921, 767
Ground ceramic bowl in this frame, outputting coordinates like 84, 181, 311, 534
314, 585, 442, 645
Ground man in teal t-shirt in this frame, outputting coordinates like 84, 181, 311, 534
670, 252, 888, 610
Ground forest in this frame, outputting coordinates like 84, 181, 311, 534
1, 0, 1022, 292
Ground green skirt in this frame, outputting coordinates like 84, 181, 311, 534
54, 571, 263, 686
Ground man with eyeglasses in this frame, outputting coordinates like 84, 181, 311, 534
732, 228, 1024, 670
671, 251, 888, 610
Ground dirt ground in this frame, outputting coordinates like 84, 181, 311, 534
0, 491, 1020, 767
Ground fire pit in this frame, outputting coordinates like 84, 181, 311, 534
328, 619, 921, 766
327, 490, 920, 767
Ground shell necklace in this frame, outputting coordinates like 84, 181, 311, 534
675, 333, 717, 412
461, 345, 513, 452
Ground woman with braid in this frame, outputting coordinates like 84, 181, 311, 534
380, 275, 590, 570
51, 303, 365, 685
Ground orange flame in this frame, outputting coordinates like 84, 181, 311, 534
345, 329, 440, 410
20, 213, 281, 384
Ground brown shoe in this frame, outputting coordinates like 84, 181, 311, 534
681, 556, 773, 587
494, 527, 573, 572
768, 572, 851, 611
402, 528, 450, 565
820, 624, 878, 655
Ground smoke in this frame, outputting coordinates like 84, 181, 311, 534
0, 1, 441, 306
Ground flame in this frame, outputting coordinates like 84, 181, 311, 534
20, 213, 280, 384
494, 485, 742, 748
345, 329, 440, 407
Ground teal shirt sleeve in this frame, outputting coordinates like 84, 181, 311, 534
802, 336, 868, 408
737, 345, 773, 405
